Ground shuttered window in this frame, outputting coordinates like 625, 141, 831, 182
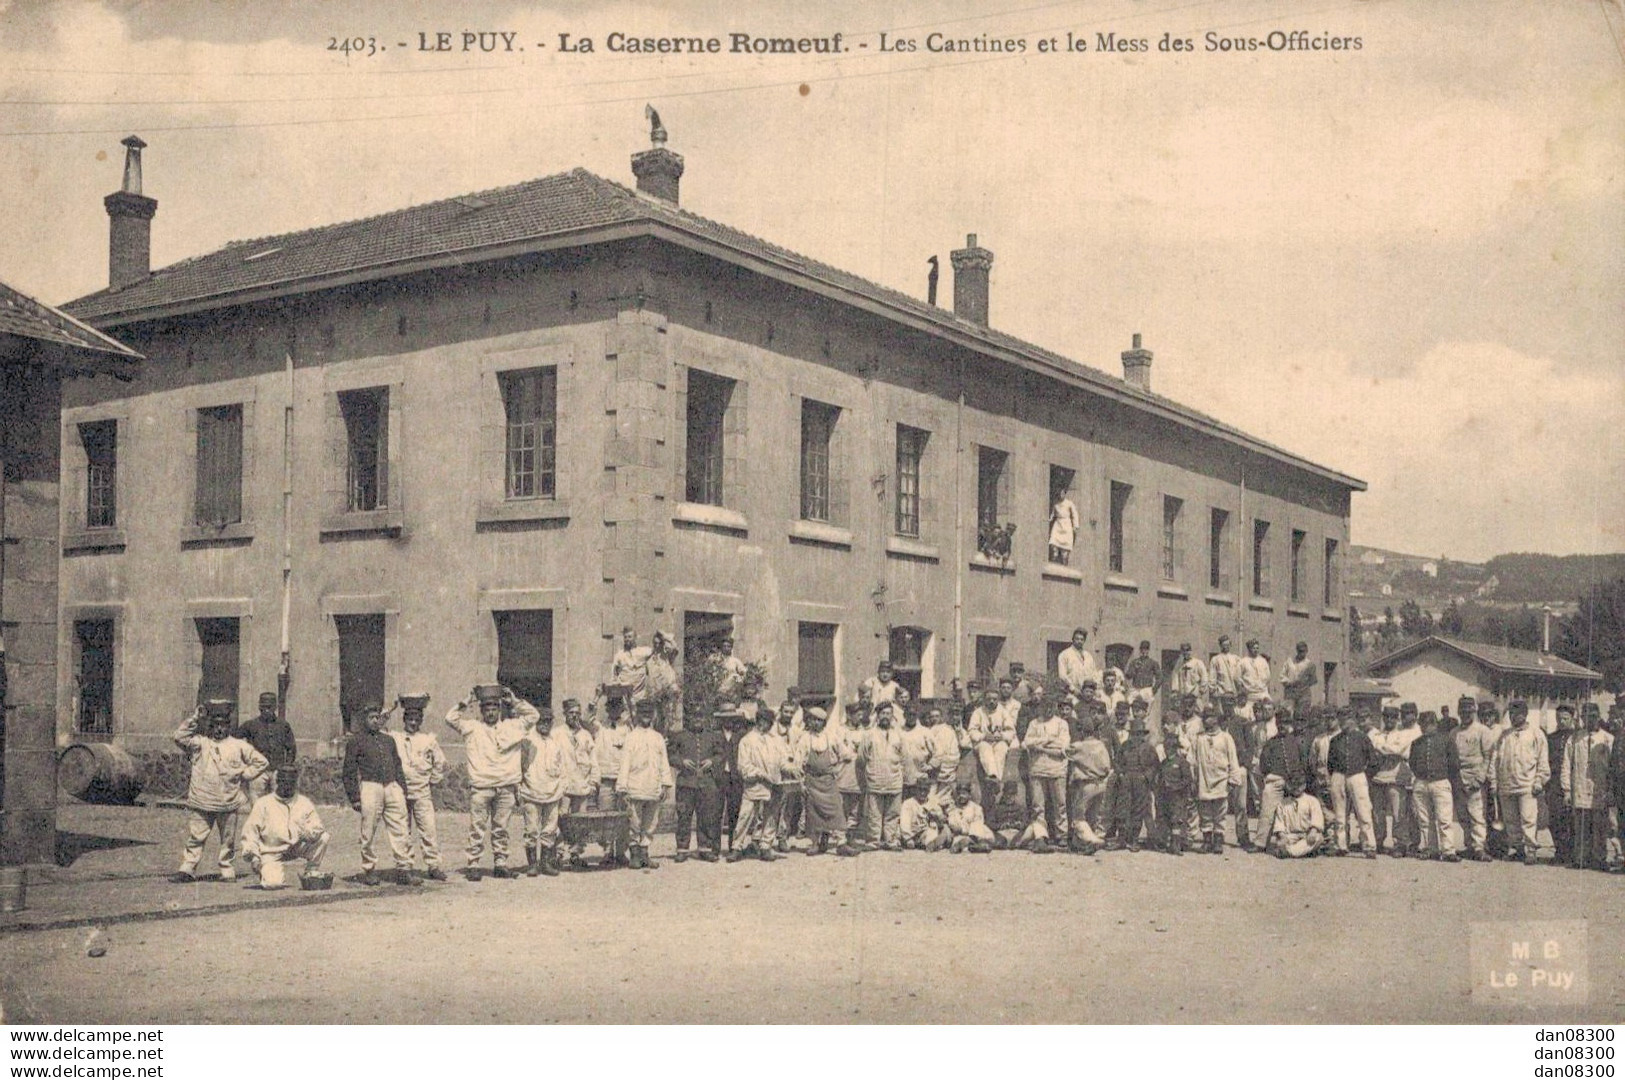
195, 404, 244, 527
685, 370, 732, 506
501, 367, 557, 500
797, 622, 837, 698
1108, 481, 1132, 574
1290, 528, 1307, 602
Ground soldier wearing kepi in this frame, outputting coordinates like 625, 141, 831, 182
1489, 699, 1550, 866
236, 691, 297, 799
517, 707, 570, 877
241, 767, 330, 890
389, 693, 447, 881
1452, 695, 1496, 861
171, 699, 269, 883
343, 703, 416, 886
561, 697, 601, 869
445, 684, 538, 880
619, 699, 674, 869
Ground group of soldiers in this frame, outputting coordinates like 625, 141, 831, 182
164, 627, 1625, 887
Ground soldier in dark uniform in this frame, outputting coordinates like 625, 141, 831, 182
236, 691, 297, 798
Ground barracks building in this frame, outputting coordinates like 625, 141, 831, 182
54, 129, 1364, 758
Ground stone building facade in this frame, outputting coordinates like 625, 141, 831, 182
57, 136, 1363, 758
1, 278, 139, 866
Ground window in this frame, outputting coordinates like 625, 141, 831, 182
1290, 529, 1307, 603
340, 387, 389, 512
974, 635, 1005, 686
888, 626, 931, 700
74, 618, 115, 736
1324, 538, 1340, 606
335, 613, 386, 733
797, 622, 837, 700
1046, 640, 1070, 678
1048, 465, 1077, 565
799, 399, 839, 522
895, 425, 927, 537
1209, 508, 1231, 591
684, 369, 734, 506
1161, 495, 1184, 581
500, 368, 557, 500
977, 447, 1009, 527
195, 617, 240, 707
683, 611, 735, 689
494, 609, 553, 710
80, 420, 117, 530
1322, 662, 1338, 705
1252, 519, 1272, 597
1104, 643, 1135, 673
1108, 481, 1132, 574
194, 404, 243, 527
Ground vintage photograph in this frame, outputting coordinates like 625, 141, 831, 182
0, 0, 1621, 1029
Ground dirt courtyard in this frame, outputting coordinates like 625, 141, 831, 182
3, 807, 1621, 1024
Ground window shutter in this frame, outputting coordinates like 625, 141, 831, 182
828, 410, 849, 528
721, 378, 746, 509
482, 370, 504, 503
997, 452, 1013, 526
916, 430, 935, 541
324, 392, 346, 517
673, 366, 688, 503
379, 387, 394, 511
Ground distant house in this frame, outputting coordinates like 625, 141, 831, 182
0, 278, 140, 869
1421, 561, 1437, 578
1365, 636, 1602, 732
1347, 676, 1396, 714
1360, 550, 1387, 566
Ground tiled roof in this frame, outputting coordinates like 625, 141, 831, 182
62, 167, 1362, 488
0, 278, 141, 361
1368, 636, 1602, 681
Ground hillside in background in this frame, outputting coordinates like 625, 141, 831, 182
1347, 546, 1625, 610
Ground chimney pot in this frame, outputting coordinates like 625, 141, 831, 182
631, 147, 684, 205
105, 135, 156, 290
1121, 332, 1153, 392
949, 234, 994, 326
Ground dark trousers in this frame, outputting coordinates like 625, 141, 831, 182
1548, 791, 1572, 863
674, 786, 721, 853
721, 782, 744, 849
1116, 774, 1154, 844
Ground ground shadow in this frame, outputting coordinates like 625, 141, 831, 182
53, 832, 152, 868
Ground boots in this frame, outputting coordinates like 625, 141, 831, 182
526, 845, 543, 877
1169, 834, 1184, 856
539, 847, 561, 877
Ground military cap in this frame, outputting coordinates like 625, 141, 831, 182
562, 697, 581, 709
1477, 698, 1497, 711
1457, 695, 1477, 710
1508, 699, 1529, 713
1382, 705, 1400, 716
1399, 701, 1418, 715
203, 698, 235, 719
258, 691, 279, 706
1556, 703, 1575, 716
805, 707, 829, 723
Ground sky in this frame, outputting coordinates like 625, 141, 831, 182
1, 0, 1620, 562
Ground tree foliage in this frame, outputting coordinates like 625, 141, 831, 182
1556, 578, 1625, 694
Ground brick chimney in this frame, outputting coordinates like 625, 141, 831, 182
104, 135, 156, 290
949, 234, 993, 326
631, 108, 683, 205
1121, 333, 1152, 391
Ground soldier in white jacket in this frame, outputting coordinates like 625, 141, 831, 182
444, 684, 538, 880
171, 700, 269, 883
241, 768, 329, 889
1489, 700, 1551, 866
518, 708, 571, 877
618, 699, 674, 869
389, 693, 447, 881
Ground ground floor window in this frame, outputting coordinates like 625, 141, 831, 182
74, 618, 115, 737
974, 635, 1005, 687
196, 617, 240, 713
494, 609, 552, 710
888, 626, 931, 700
797, 622, 837, 702
335, 613, 386, 732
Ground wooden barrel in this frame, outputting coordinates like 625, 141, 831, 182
0, 866, 25, 913
58, 743, 144, 805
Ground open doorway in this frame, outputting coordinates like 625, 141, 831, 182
493, 609, 552, 711
335, 614, 386, 733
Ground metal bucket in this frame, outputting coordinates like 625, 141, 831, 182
0, 866, 26, 913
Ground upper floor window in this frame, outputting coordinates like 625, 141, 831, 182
1161, 495, 1184, 581
501, 367, 557, 500
1252, 519, 1272, 597
685, 369, 734, 507
340, 387, 389, 512
1108, 481, 1132, 574
194, 404, 243, 527
80, 419, 117, 529
1209, 507, 1231, 591
799, 399, 839, 522
1324, 537, 1340, 606
894, 425, 927, 537
1290, 528, 1307, 603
